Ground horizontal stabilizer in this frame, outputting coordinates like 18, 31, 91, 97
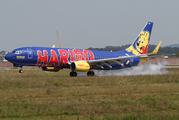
52, 45, 55, 48
148, 41, 162, 56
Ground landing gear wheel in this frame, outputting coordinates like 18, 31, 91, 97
70, 71, 77, 77
19, 69, 23, 73
87, 71, 95, 76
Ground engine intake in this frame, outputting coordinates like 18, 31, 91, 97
70, 61, 90, 72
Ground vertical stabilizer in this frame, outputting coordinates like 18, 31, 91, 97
126, 22, 153, 55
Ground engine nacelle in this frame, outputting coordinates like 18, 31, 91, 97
42, 67, 61, 72
70, 61, 90, 72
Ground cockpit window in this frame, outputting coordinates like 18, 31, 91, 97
12, 51, 16, 53
15, 51, 22, 54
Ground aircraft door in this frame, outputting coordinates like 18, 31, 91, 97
12, 54, 15, 60
27, 48, 33, 59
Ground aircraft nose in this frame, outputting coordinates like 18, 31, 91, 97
5, 53, 13, 61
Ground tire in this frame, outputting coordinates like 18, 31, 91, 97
87, 71, 95, 76
70, 71, 77, 77
19, 69, 23, 73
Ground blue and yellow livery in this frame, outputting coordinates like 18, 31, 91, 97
5, 22, 161, 77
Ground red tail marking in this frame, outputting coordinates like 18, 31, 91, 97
36, 50, 48, 66
142, 45, 148, 54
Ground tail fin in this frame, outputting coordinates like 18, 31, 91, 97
126, 22, 153, 55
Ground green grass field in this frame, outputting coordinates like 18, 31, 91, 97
0, 68, 179, 120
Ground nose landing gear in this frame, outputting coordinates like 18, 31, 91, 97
19, 69, 23, 73
19, 66, 23, 73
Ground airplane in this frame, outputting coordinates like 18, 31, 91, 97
5, 22, 161, 77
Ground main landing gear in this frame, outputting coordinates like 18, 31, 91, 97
70, 71, 77, 77
70, 71, 95, 77
87, 71, 95, 76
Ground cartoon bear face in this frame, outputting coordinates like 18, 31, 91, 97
136, 31, 149, 54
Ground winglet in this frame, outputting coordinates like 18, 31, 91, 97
52, 45, 55, 48
148, 41, 162, 55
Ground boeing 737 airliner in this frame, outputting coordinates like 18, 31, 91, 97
5, 22, 161, 77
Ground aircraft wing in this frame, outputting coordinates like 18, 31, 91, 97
87, 54, 144, 69
87, 41, 162, 69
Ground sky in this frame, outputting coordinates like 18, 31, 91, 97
0, 0, 179, 51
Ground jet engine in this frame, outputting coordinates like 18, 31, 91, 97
70, 61, 90, 72
42, 67, 61, 72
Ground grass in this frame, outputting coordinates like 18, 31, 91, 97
0, 68, 179, 119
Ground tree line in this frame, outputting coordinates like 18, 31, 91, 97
87, 44, 179, 57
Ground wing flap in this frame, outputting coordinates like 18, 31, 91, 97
87, 54, 144, 68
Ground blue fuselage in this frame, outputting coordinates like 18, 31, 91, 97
5, 47, 140, 70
